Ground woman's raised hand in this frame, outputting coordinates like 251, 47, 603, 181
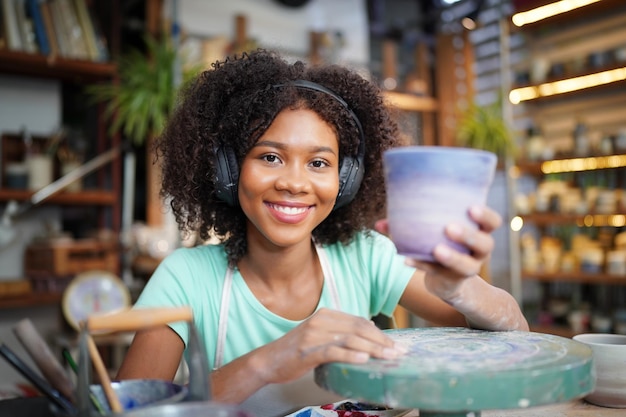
375, 205, 502, 303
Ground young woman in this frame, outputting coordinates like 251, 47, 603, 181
117, 49, 528, 417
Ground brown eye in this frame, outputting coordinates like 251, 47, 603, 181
310, 159, 329, 169
261, 154, 280, 164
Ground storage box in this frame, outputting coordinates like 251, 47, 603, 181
0, 280, 32, 298
24, 239, 119, 292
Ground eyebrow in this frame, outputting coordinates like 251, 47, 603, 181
253, 140, 337, 155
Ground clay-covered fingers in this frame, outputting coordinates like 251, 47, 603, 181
299, 309, 406, 362
444, 222, 494, 261
326, 321, 407, 361
469, 205, 502, 233
407, 246, 481, 279
259, 309, 407, 386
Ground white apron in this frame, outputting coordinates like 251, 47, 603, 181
214, 245, 344, 417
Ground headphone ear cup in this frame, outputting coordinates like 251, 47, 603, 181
335, 156, 364, 209
214, 146, 240, 206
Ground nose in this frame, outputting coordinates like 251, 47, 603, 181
274, 163, 312, 195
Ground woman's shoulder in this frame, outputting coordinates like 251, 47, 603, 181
325, 229, 397, 256
158, 243, 229, 272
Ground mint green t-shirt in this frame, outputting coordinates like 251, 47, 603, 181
134, 230, 415, 368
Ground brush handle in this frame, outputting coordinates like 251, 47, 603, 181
86, 334, 123, 413
85, 306, 193, 332
13, 318, 75, 402
0, 343, 76, 414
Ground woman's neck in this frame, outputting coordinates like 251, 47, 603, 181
238, 238, 324, 320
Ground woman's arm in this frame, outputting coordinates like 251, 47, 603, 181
116, 326, 185, 381
399, 271, 529, 331
116, 309, 407, 403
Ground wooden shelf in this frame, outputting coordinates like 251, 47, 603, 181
510, 64, 626, 103
0, 293, 62, 310
0, 189, 117, 205
511, 62, 626, 90
0, 50, 116, 83
522, 271, 626, 285
515, 154, 626, 175
519, 212, 626, 226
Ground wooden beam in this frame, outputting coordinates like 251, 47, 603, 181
309, 31, 323, 65
415, 42, 436, 146
382, 39, 397, 82
435, 33, 457, 147
145, 0, 164, 37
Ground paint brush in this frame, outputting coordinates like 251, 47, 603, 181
13, 318, 75, 402
0, 343, 76, 415
62, 348, 106, 415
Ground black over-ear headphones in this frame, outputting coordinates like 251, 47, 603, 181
214, 79, 366, 209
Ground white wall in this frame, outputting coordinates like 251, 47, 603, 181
0, 75, 61, 135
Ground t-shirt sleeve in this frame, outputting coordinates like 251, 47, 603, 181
133, 248, 198, 346
358, 231, 416, 317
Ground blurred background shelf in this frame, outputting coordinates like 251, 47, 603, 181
0, 50, 116, 82
0, 189, 117, 205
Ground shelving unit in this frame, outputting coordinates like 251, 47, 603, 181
513, 153, 626, 336
0, 0, 122, 309
506, 0, 626, 337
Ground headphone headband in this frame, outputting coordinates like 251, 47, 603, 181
273, 80, 366, 163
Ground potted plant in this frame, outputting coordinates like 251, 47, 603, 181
87, 35, 200, 146
87, 35, 202, 226
455, 99, 517, 160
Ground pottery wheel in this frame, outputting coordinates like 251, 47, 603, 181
315, 328, 594, 417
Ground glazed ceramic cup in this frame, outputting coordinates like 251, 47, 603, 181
383, 146, 497, 262
572, 333, 626, 408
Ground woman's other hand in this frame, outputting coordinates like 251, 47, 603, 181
255, 308, 407, 385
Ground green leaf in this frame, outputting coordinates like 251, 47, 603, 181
85, 34, 203, 145
455, 100, 516, 159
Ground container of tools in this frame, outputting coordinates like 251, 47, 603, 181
55, 306, 254, 417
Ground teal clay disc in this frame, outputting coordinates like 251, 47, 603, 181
315, 328, 594, 414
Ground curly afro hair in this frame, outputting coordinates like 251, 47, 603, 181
155, 49, 403, 266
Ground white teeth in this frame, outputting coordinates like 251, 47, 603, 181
269, 204, 307, 215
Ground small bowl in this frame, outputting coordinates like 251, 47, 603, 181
90, 379, 188, 413
573, 333, 626, 408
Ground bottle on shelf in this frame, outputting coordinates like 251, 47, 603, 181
525, 124, 553, 161
573, 120, 589, 157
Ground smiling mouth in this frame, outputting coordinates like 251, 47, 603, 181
266, 203, 310, 215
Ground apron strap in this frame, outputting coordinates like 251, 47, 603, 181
214, 266, 233, 369
315, 244, 341, 311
